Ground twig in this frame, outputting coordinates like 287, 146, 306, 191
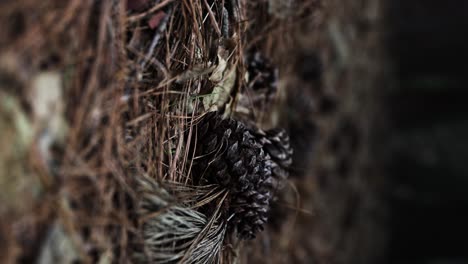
140, 6, 173, 72
203, 0, 222, 36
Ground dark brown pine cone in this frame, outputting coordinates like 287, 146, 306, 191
262, 129, 293, 168
259, 128, 293, 189
192, 112, 292, 240
245, 52, 278, 105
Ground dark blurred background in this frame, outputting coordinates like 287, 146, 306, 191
385, 1, 468, 263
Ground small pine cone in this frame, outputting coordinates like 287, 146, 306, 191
245, 52, 279, 104
192, 112, 291, 239
261, 129, 293, 186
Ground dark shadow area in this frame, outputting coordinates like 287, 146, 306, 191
385, 1, 468, 263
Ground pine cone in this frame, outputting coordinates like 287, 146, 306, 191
245, 52, 278, 106
192, 112, 292, 239
260, 128, 293, 190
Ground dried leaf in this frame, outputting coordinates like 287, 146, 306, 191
175, 63, 215, 84
209, 49, 229, 83
203, 46, 236, 111
204, 68, 236, 111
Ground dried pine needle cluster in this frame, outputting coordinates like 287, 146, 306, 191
136, 178, 227, 263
